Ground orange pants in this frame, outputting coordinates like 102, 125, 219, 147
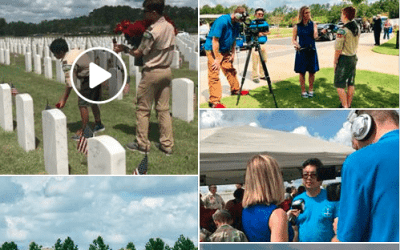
206, 51, 240, 104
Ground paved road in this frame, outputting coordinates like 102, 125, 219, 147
199, 32, 398, 104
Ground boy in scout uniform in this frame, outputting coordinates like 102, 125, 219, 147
49, 38, 105, 140
114, 0, 175, 155
333, 6, 360, 108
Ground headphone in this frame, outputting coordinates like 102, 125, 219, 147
234, 11, 248, 21
347, 110, 375, 141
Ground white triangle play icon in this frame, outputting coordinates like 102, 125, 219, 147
89, 63, 112, 89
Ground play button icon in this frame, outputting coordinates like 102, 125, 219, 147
70, 47, 128, 105
89, 63, 112, 89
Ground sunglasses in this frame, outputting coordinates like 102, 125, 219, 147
302, 172, 317, 179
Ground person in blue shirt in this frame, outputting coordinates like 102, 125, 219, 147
204, 6, 247, 108
335, 110, 399, 242
251, 8, 271, 83
288, 158, 339, 242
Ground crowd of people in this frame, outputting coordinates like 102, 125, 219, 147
200, 110, 399, 242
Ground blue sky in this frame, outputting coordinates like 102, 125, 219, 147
0, 176, 198, 250
200, 110, 352, 145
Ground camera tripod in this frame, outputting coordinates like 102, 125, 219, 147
236, 37, 278, 108
236, 39, 278, 108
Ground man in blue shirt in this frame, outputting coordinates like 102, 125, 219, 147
288, 158, 339, 242
335, 110, 399, 242
204, 6, 247, 108
251, 8, 270, 83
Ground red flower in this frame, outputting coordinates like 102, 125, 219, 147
125, 20, 148, 37
121, 20, 131, 28
114, 23, 124, 34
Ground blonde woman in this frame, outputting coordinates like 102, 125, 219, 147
241, 155, 292, 242
292, 6, 319, 98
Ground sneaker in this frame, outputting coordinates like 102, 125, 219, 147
338, 103, 343, 108
308, 91, 314, 98
301, 92, 308, 98
209, 102, 226, 108
126, 142, 149, 154
253, 78, 260, 83
93, 123, 105, 133
231, 90, 250, 96
157, 143, 173, 156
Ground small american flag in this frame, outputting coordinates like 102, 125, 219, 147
77, 126, 94, 156
133, 154, 148, 175
10, 83, 18, 96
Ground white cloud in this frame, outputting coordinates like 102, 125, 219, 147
329, 121, 352, 147
291, 126, 312, 137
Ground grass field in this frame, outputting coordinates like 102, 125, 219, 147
200, 68, 399, 108
372, 36, 399, 56
269, 28, 293, 39
0, 53, 198, 175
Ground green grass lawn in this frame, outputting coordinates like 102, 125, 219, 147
372, 36, 399, 56
200, 68, 399, 108
269, 28, 293, 39
0, 54, 198, 175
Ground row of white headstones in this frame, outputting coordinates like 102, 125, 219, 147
0, 35, 198, 174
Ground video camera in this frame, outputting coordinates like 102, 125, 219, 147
317, 166, 341, 202
242, 19, 269, 44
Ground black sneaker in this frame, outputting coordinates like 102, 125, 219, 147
126, 142, 149, 154
93, 123, 105, 133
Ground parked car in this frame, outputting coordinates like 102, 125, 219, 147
355, 18, 372, 33
317, 23, 338, 41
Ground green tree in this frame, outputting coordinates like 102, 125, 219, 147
1, 242, 18, 250
89, 236, 110, 250
173, 235, 196, 250
126, 242, 136, 250
54, 238, 63, 250
145, 238, 166, 250
28, 242, 42, 250
62, 237, 78, 250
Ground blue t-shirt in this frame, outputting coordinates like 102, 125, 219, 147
337, 130, 399, 242
242, 204, 294, 242
293, 189, 339, 242
204, 14, 240, 53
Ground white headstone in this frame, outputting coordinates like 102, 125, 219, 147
34, 54, 41, 74
38, 45, 43, 57
88, 135, 126, 175
16, 94, 35, 152
134, 67, 142, 95
44, 57, 52, 79
0, 48, 4, 64
4, 49, 10, 65
56, 60, 65, 84
172, 78, 194, 122
171, 50, 180, 69
0, 84, 13, 131
25, 52, 32, 72
42, 109, 69, 175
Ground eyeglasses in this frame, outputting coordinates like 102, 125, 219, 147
256, 12, 264, 16
302, 172, 317, 179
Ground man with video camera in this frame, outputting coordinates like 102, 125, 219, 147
204, 6, 248, 108
287, 158, 339, 242
251, 8, 270, 83
335, 110, 399, 242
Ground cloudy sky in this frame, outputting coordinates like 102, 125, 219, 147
200, 0, 380, 12
0, 176, 198, 250
0, 0, 196, 24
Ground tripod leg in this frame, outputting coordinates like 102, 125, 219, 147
257, 43, 278, 108
236, 46, 253, 106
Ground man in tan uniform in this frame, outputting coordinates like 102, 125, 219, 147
50, 38, 105, 140
333, 6, 360, 108
114, 0, 175, 155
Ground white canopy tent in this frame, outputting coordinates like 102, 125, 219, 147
200, 125, 355, 186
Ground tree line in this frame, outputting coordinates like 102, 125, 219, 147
0, 235, 197, 250
0, 5, 198, 37
201, 0, 399, 27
